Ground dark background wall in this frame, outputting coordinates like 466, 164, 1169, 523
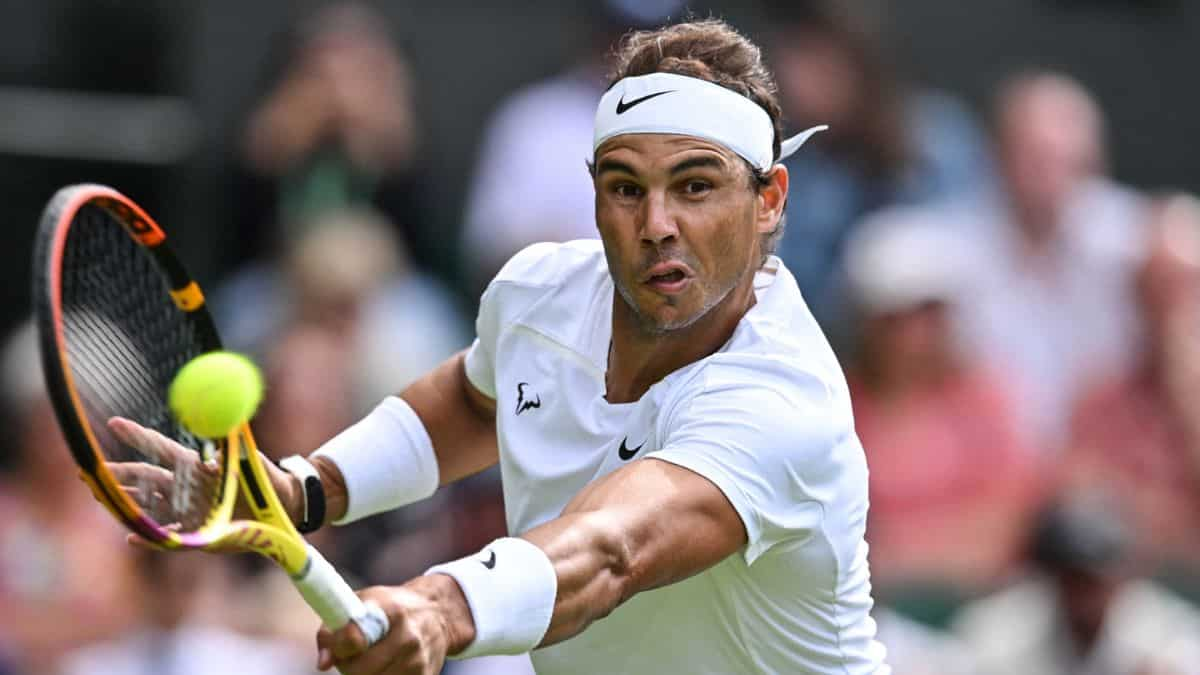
0, 0, 1196, 336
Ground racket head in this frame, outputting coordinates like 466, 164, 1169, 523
33, 184, 238, 549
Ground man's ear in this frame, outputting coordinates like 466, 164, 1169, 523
756, 164, 789, 235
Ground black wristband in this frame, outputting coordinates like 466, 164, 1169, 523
278, 455, 326, 534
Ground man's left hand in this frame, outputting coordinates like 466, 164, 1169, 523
317, 575, 476, 674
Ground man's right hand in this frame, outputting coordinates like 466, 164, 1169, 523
104, 416, 308, 530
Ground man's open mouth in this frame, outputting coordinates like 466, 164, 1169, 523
650, 269, 686, 284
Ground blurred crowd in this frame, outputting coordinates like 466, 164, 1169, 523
2, 2, 1200, 674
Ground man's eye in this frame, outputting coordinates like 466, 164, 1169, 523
684, 180, 712, 195
614, 184, 642, 199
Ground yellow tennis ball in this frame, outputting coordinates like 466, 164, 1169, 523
168, 351, 263, 438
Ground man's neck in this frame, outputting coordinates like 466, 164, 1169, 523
1013, 205, 1060, 253
605, 272, 757, 404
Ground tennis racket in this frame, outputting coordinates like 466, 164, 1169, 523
32, 183, 388, 648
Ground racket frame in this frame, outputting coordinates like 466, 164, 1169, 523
35, 184, 233, 547
34, 185, 386, 639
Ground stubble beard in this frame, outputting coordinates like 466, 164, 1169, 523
613, 266, 742, 337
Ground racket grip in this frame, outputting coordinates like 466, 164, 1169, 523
292, 543, 390, 645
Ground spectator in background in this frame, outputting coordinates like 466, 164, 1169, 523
955, 495, 1200, 675
253, 325, 357, 461
460, 0, 684, 294
248, 320, 459, 586
233, 2, 434, 272
286, 210, 467, 410
768, 2, 992, 340
244, 298, 527, 672
214, 207, 467, 415
872, 607, 978, 675
843, 208, 1042, 603
1066, 194, 1200, 577
0, 322, 141, 674
215, 207, 515, 668
59, 550, 315, 675
955, 72, 1146, 449
215, 206, 469, 582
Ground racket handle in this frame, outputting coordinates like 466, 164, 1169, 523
292, 543, 390, 645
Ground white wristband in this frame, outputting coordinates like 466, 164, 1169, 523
425, 537, 557, 659
312, 396, 439, 524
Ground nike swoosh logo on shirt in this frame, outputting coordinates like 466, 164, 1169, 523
618, 437, 644, 461
615, 90, 674, 114
481, 550, 496, 569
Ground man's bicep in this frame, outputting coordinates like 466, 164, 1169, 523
461, 355, 497, 418
401, 350, 499, 484
517, 457, 746, 647
561, 457, 748, 591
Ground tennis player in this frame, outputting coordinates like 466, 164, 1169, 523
128, 18, 888, 674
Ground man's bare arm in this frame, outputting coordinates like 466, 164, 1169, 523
415, 456, 746, 653
308, 350, 498, 525
526, 458, 745, 645
317, 455, 748, 671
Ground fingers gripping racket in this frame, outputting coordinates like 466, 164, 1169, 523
33, 184, 388, 647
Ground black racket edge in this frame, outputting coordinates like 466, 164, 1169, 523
31, 184, 224, 536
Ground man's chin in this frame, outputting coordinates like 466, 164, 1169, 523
635, 303, 705, 335
616, 281, 709, 335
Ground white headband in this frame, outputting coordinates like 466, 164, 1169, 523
593, 72, 827, 172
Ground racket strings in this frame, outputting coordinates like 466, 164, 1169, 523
58, 205, 220, 532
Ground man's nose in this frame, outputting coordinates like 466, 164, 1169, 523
640, 191, 679, 245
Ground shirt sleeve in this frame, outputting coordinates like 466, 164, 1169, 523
463, 282, 499, 400
462, 242, 567, 400
646, 363, 863, 565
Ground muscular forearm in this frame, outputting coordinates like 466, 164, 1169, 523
529, 460, 745, 646
404, 509, 638, 659
498, 460, 746, 648
324, 460, 747, 670
521, 510, 637, 646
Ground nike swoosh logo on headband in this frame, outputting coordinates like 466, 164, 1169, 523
616, 90, 675, 114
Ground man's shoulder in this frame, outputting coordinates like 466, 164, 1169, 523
680, 351, 836, 398
660, 348, 854, 448
489, 239, 605, 290
479, 240, 608, 355
653, 261, 854, 433
702, 267, 851, 413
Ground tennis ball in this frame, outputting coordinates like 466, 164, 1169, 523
168, 351, 263, 438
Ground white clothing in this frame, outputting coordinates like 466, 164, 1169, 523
955, 577, 1200, 675
464, 240, 888, 674
873, 609, 978, 675
461, 72, 602, 284
954, 178, 1146, 448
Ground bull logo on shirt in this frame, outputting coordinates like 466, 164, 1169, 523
515, 382, 541, 415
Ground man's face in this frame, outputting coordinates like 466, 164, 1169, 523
997, 85, 1102, 225
592, 133, 783, 334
